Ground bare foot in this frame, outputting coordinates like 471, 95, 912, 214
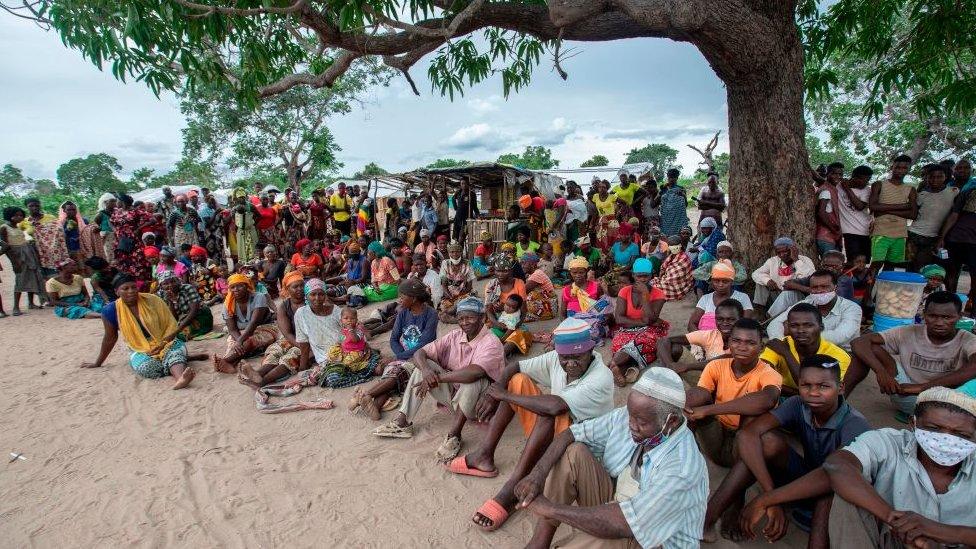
239, 362, 264, 385
212, 353, 236, 374
348, 387, 364, 413
720, 504, 746, 542
701, 524, 719, 543
173, 368, 195, 389
237, 371, 260, 389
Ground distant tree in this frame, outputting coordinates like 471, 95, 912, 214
354, 162, 389, 179
56, 154, 126, 196
805, 135, 861, 173
497, 146, 559, 170
624, 144, 679, 179
129, 167, 155, 190
0, 164, 28, 192
580, 155, 610, 168
425, 158, 472, 169
150, 159, 220, 189
694, 153, 731, 180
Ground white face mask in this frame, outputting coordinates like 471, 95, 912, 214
808, 291, 836, 306
668, 245, 682, 254
915, 427, 976, 466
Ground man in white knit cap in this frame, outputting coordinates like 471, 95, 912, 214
513, 367, 709, 548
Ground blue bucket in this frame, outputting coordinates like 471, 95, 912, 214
873, 312, 914, 333
958, 293, 970, 309
876, 271, 927, 284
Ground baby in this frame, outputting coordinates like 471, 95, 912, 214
491, 294, 525, 357
327, 307, 370, 368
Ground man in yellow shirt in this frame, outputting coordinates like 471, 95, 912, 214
610, 173, 638, 208
329, 182, 354, 236
760, 302, 850, 396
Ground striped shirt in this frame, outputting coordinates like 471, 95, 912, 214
571, 407, 708, 549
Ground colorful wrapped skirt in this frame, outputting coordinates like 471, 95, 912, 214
130, 339, 187, 379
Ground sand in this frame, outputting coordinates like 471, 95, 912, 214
0, 255, 964, 548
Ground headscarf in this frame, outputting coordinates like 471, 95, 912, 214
160, 245, 177, 257
55, 258, 74, 270
456, 296, 486, 314
773, 236, 796, 248
699, 217, 718, 229
717, 240, 733, 251
143, 246, 160, 259
58, 201, 86, 230
224, 273, 254, 316
500, 242, 516, 253
633, 368, 686, 408
281, 271, 305, 297
633, 258, 653, 274
518, 195, 532, 209
920, 264, 947, 279
304, 278, 326, 297
367, 241, 388, 258
479, 230, 492, 241
618, 222, 634, 237
710, 259, 736, 280
189, 245, 208, 259
97, 193, 116, 211
141, 233, 155, 243
347, 241, 362, 254
493, 254, 516, 271
576, 235, 590, 247
568, 257, 590, 270
295, 238, 311, 252
156, 269, 178, 285
521, 252, 539, 263
448, 240, 463, 253
112, 273, 136, 289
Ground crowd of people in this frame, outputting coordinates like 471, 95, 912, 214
1, 155, 975, 548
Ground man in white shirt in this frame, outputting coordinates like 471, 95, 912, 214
446, 317, 614, 533
751, 236, 816, 318
909, 164, 957, 271
767, 269, 863, 350
837, 165, 874, 261
407, 253, 442, 308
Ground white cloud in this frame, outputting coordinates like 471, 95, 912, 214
442, 123, 506, 152
468, 96, 500, 115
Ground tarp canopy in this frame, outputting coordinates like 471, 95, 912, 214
543, 162, 657, 193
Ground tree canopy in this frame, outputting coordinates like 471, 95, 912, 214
425, 158, 471, 169
580, 154, 609, 168
497, 146, 558, 170
55, 154, 125, 196
624, 143, 678, 179
353, 162, 389, 179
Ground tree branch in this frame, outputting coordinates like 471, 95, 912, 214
169, 0, 306, 17
257, 50, 361, 97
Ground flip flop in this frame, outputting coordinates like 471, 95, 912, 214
12, 311, 23, 316
472, 499, 510, 532
381, 395, 401, 412
445, 456, 499, 478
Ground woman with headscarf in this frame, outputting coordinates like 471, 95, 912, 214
1, 205, 46, 314
652, 235, 695, 301
89, 193, 118, 262
438, 240, 476, 322
521, 252, 556, 322
213, 273, 279, 374
280, 191, 307, 255
342, 241, 369, 288
687, 216, 726, 267
155, 270, 213, 338
45, 259, 101, 319
231, 188, 260, 265
81, 274, 203, 389
59, 201, 87, 265
155, 246, 188, 284
610, 258, 670, 386
363, 241, 400, 303
692, 240, 748, 295
472, 230, 495, 279
558, 256, 611, 342
20, 197, 69, 276
166, 194, 200, 249
111, 193, 154, 285
484, 254, 531, 355
289, 238, 323, 279
688, 260, 754, 331
254, 193, 278, 250
199, 193, 225, 264
241, 271, 307, 387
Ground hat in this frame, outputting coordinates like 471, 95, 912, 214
632, 367, 686, 408
397, 226, 407, 234
700, 217, 718, 229
159, 245, 177, 257
518, 195, 532, 209
568, 257, 590, 270
618, 222, 634, 237
143, 246, 160, 259
189, 245, 208, 258
448, 240, 463, 252
920, 264, 946, 279
399, 278, 429, 299
633, 258, 654, 274
501, 242, 516, 252
420, 229, 430, 238
295, 238, 311, 251
917, 386, 976, 418
717, 240, 733, 251
553, 317, 596, 354
710, 259, 736, 280
773, 237, 795, 248
456, 296, 486, 314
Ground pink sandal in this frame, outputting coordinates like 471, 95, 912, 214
445, 456, 498, 478
472, 498, 510, 531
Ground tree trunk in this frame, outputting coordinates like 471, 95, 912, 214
286, 163, 301, 193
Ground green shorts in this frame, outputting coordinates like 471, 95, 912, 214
871, 235, 906, 263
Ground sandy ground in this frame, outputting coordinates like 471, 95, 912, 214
0, 254, 967, 549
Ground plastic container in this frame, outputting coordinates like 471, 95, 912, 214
957, 317, 975, 332
958, 293, 970, 310
873, 312, 914, 333
874, 272, 927, 319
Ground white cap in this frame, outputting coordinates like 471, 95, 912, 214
632, 367, 686, 408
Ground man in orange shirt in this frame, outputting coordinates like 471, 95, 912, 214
684, 318, 782, 468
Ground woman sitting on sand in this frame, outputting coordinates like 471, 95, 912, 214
520, 252, 556, 322
155, 271, 213, 339
609, 258, 670, 386
213, 273, 278, 374
363, 241, 400, 303
82, 274, 203, 389
155, 246, 188, 283
241, 271, 306, 387
46, 259, 101, 319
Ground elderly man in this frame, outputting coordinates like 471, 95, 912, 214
446, 318, 615, 533
824, 385, 976, 547
767, 250, 852, 318
373, 296, 505, 461
751, 237, 816, 319
766, 269, 863, 350
513, 368, 708, 548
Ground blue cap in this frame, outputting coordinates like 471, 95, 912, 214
633, 258, 653, 274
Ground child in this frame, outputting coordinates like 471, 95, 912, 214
537, 242, 556, 279
844, 254, 873, 303
489, 294, 531, 357
916, 264, 946, 321
84, 256, 118, 309
472, 230, 495, 278
704, 354, 870, 545
1, 206, 46, 314
326, 307, 372, 371
213, 264, 230, 300
260, 245, 287, 298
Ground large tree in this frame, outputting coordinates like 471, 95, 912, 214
17, 0, 968, 267
497, 146, 559, 170
580, 154, 609, 168
624, 143, 679, 179
56, 153, 126, 196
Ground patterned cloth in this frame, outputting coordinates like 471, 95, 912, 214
611, 321, 672, 368
130, 338, 187, 379
653, 252, 695, 301
111, 207, 153, 282
659, 185, 689, 237
20, 214, 69, 270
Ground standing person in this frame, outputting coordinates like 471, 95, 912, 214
92, 193, 118, 262
696, 172, 727, 226
949, 157, 974, 191
59, 201, 87, 265
453, 181, 480, 242
824, 385, 976, 548
435, 189, 451, 239
869, 154, 918, 273
253, 193, 278, 250
640, 177, 661, 230
909, 164, 957, 271
659, 168, 689, 237
167, 195, 200, 250
836, 165, 874, 262
199, 193, 225, 264
512, 368, 709, 549
562, 182, 589, 253
329, 182, 354, 236
112, 194, 154, 286
1, 206, 46, 314
937, 172, 976, 311
814, 163, 844, 256
155, 187, 175, 225
372, 296, 505, 463
232, 188, 260, 265
20, 197, 69, 278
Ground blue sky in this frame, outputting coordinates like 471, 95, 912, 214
0, 14, 730, 181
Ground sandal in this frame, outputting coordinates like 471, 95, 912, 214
373, 420, 414, 439
472, 499, 510, 532
434, 435, 462, 462
445, 456, 498, 478
381, 395, 401, 412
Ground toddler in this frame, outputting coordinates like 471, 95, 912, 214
327, 307, 371, 370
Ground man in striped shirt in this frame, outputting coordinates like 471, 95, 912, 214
513, 368, 708, 548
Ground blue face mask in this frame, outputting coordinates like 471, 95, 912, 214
637, 413, 673, 449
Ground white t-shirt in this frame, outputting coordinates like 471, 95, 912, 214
695, 291, 753, 313
817, 189, 834, 214
518, 350, 615, 422
293, 305, 343, 364
910, 187, 958, 237
836, 185, 872, 236
409, 269, 443, 308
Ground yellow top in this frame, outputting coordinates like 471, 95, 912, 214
329, 194, 352, 222
759, 336, 851, 389
592, 193, 616, 217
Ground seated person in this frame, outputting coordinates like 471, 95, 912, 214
563, 235, 603, 278
751, 237, 816, 318
513, 368, 708, 549
761, 303, 851, 397
407, 253, 442, 308
660, 298, 744, 376
488, 294, 531, 358
766, 269, 862, 351
767, 251, 853, 319
652, 236, 695, 301
846, 291, 976, 421
916, 264, 947, 321
705, 355, 871, 547
514, 226, 540, 259
688, 259, 754, 331
447, 318, 614, 533
259, 245, 287, 299
372, 297, 505, 463
685, 319, 782, 467
824, 385, 976, 547
609, 258, 668, 387
341, 241, 369, 287
692, 240, 747, 295
610, 223, 640, 269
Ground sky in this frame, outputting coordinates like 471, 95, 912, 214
0, 14, 730, 182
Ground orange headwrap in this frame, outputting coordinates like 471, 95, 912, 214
223, 273, 254, 316
281, 271, 305, 297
